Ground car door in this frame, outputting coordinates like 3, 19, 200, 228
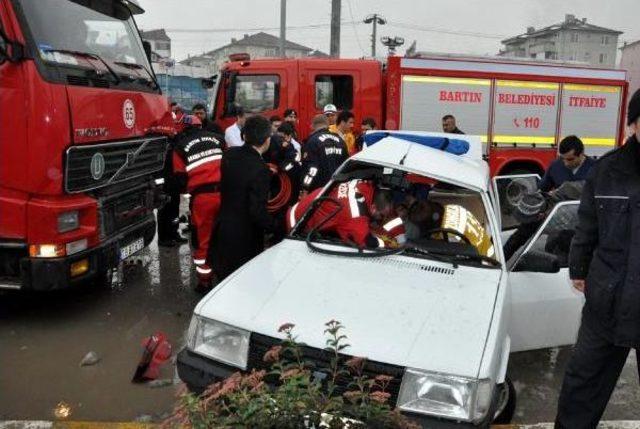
507, 201, 585, 352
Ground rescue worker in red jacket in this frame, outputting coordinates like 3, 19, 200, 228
287, 179, 405, 248
172, 115, 224, 290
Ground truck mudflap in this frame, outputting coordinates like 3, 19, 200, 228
18, 214, 156, 291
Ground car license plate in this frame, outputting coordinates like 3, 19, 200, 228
120, 237, 144, 260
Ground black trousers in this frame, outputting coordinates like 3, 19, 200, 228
555, 311, 639, 428
157, 191, 180, 241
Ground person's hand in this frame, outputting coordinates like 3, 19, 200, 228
572, 279, 586, 293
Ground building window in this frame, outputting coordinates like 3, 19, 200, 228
601, 35, 610, 45
264, 48, 277, 57
584, 52, 591, 61
225, 74, 280, 116
545, 51, 558, 60
156, 41, 170, 51
570, 32, 579, 43
315, 75, 354, 110
568, 51, 578, 61
599, 53, 608, 64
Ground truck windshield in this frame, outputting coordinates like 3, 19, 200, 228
17, 0, 150, 70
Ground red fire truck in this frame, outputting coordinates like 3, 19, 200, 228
208, 53, 628, 176
0, 0, 172, 290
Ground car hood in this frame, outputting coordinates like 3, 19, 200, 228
196, 239, 502, 378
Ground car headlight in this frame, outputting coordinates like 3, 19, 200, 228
58, 211, 79, 233
187, 316, 250, 369
397, 369, 493, 423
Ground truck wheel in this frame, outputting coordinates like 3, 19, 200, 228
493, 377, 516, 424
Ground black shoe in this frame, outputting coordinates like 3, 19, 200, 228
158, 239, 177, 248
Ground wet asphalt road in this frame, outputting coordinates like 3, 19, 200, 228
1, 238, 639, 424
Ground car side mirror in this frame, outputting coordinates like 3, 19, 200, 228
513, 250, 560, 273
202, 75, 217, 89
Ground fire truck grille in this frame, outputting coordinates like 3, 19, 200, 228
99, 184, 152, 238
65, 137, 167, 193
247, 333, 405, 407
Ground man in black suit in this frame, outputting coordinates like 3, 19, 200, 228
209, 115, 276, 282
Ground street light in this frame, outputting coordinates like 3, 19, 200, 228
363, 13, 386, 57
380, 36, 404, 56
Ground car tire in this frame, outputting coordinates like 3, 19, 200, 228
493, 377, 516, 424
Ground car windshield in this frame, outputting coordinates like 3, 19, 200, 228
292, 163, 499, 267
17, 0, 150, 69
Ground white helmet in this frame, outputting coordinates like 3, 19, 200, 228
323, 104, 338, 114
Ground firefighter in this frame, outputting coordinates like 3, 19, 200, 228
402, 196, 494, 257
287, 179, 405, 249
300, 114, 349, 195
172, 115, 224, 291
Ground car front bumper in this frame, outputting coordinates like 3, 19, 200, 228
176, 347, 496, 429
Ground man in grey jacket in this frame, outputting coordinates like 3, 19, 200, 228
555, 89, 640, 428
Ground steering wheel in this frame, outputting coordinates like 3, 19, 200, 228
426, 228, 472, 245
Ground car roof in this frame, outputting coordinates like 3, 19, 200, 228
351, 132, 489, 192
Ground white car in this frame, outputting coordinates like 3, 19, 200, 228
177, 132, 584, 428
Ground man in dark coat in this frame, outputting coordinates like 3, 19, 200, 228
555, 88, 640, 428
209, 115, 276, 281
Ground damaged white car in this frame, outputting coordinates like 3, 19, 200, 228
177, 132, 584, 428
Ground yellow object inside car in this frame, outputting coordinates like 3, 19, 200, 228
441, 204, 494, 257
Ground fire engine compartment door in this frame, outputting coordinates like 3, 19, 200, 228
492, 80, 560, 148
559, 84, 622, 157
400, 75, 491, 153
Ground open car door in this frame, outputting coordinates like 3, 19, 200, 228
507, 201, 585, 352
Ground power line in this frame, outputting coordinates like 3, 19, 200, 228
345, 0, 366, 56
387, 22, 508, 40
164, 21, 362, 34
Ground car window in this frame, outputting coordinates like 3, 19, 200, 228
513, 202, 579, 270
292, 163, 497, 265
492, 174, 541, 230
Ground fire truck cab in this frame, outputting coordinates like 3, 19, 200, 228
208, 54, 628, 177
0, 0, 171, 291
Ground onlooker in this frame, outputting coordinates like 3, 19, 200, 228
323, 103, 338, 126
330, 110, 357, 156
192, 103, 223, 135
270, 115, 283, 135
555, 89, 640, 428
224, 105, 246, 148
442, 114, 464, 134
277, 122, 301, 161
210, 115, 276, 281
282, 108, 301, 151
356, 117, 377, 151
539, 135, 595, 192
301, 114, 349, 194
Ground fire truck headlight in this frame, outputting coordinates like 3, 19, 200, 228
58, 211, 80, 233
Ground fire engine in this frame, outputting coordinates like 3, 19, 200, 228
0, 0, 171, 290
207, 53, 628, 176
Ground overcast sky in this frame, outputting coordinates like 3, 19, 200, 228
136, 0, 640, 62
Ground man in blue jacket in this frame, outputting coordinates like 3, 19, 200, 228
539, 135, 595, 192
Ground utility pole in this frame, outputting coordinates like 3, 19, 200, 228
330, 0, 341, 57
279, 0, 286, 58
364, 14, 386, 57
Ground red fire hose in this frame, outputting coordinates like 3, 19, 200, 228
267, 163, 293, 213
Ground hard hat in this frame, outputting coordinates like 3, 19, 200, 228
323, 104, 338, 115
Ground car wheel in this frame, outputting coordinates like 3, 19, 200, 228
493, 377, 516, 424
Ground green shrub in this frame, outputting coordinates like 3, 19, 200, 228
164, 320, 419, 429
